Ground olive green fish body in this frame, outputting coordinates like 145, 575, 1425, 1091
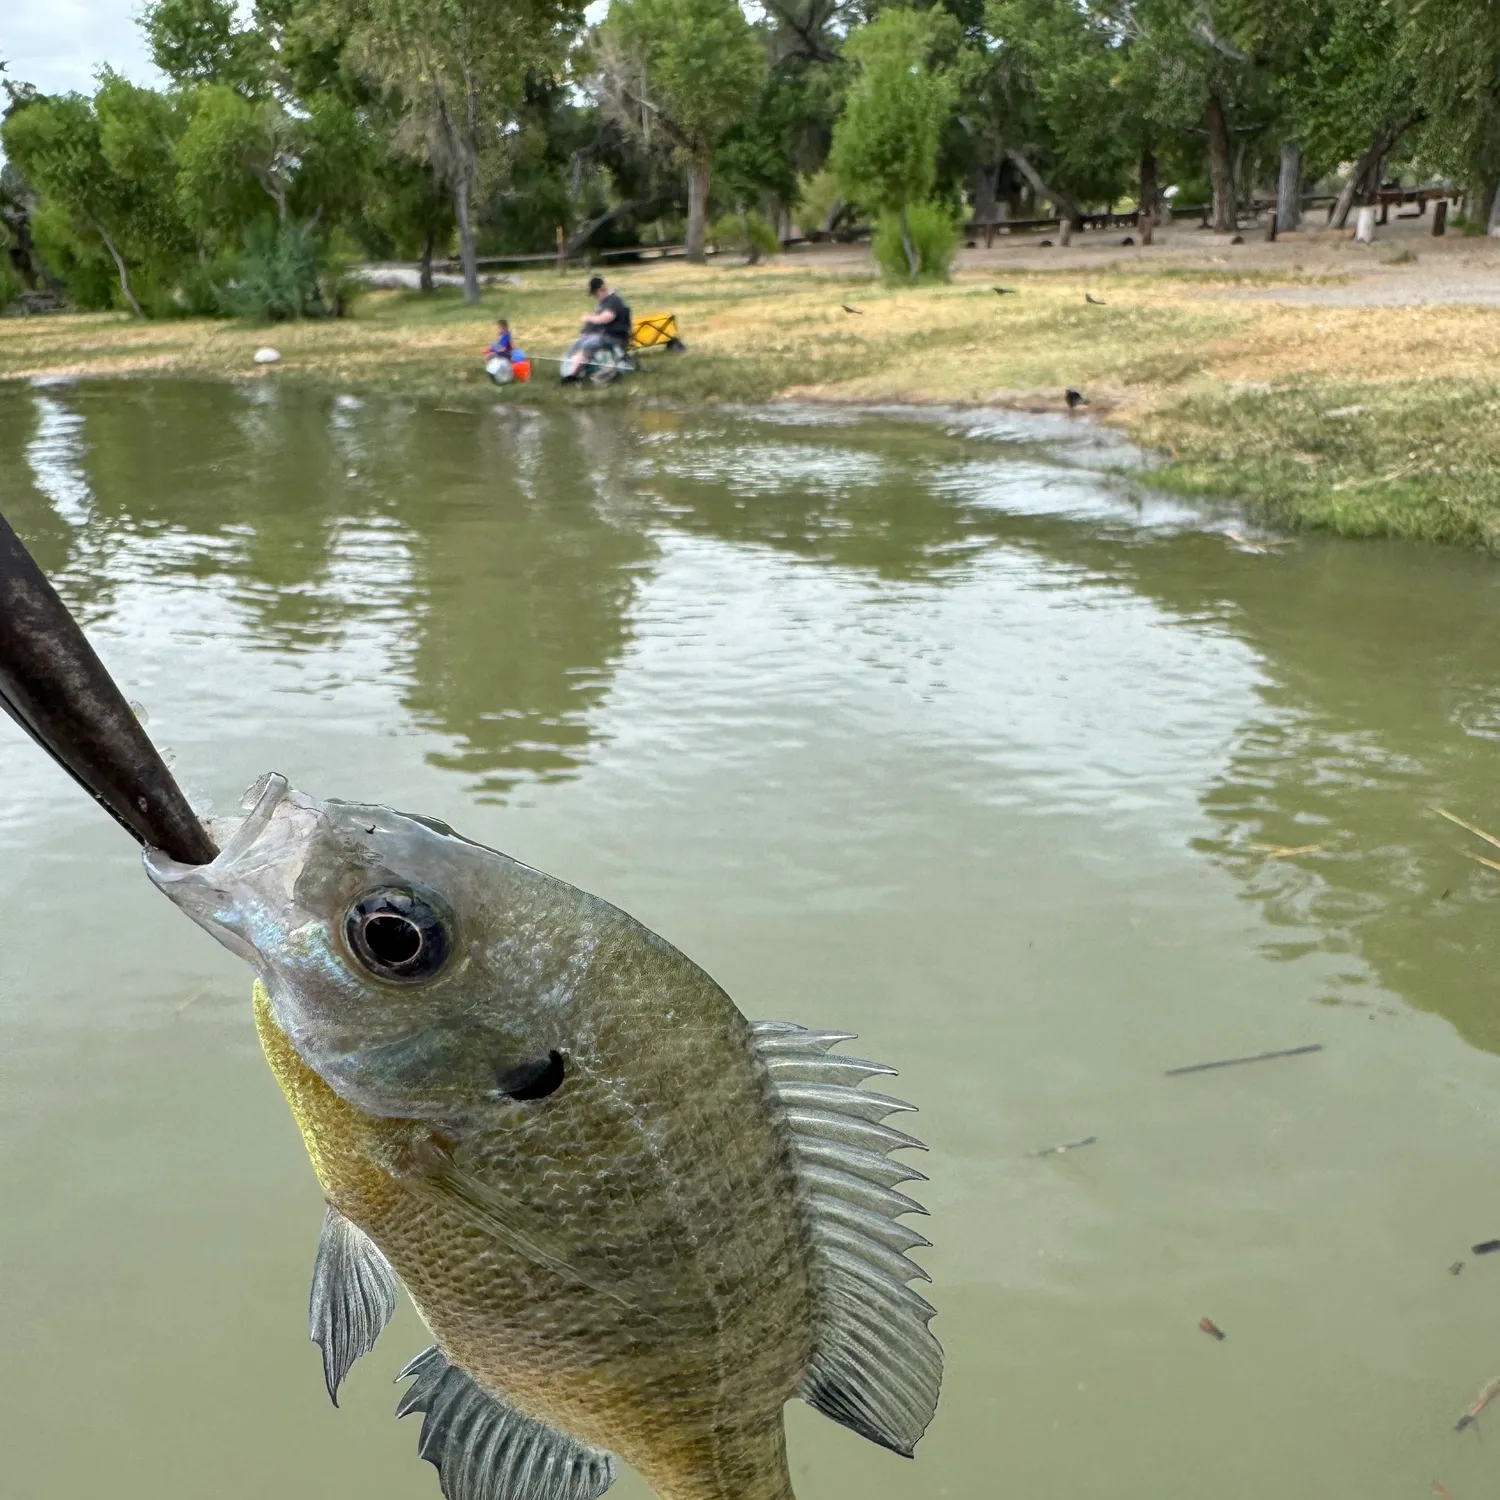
150, 775, 940, 1500
254, 980, 811, 1500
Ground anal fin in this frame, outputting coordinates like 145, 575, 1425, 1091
309, 1204, 398, 1405
397, 1346, 617, 1500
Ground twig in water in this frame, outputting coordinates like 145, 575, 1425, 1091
1432, 1482, 1455, 1500
1450, 1261, 1466, 1276
1030, 1135, 1097, 1158
1199, 1317, 1225, 1341
1472, 1240, 1500, 1255
1466, 852, 1500, 875
1434, 807, 1500, 852
1249, 842, 1322, 858
1455, 1375, 1500, 1432
1166, 1044, 1323, 1077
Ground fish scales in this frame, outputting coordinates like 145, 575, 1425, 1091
255, 981, 813, 1497
150, 776, 940, 1500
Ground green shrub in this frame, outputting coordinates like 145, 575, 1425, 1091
872, 200, 959, 283
215, 219, 359, 321
709, 209, 780, 262
221, 219, 321, 319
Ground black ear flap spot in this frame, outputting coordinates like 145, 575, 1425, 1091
494, 1050, 565, 1101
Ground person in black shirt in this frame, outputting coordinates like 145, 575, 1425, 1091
561, 275, 632, 380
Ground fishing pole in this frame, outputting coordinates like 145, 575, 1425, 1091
0, 510, 218, 865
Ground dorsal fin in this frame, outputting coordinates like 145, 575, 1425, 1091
751, 1020, 943, 1458
309, 1204, 398, 1405
396, 1346, 617, 1500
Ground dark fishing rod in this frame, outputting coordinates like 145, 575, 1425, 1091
0, 510, 217, 865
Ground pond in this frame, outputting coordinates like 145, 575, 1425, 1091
1, 379, 1499, 1500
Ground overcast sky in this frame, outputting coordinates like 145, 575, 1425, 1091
4, 0, 167, 97
6, 0, 616, 99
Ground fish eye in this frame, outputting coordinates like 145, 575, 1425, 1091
345, 888, 450, 983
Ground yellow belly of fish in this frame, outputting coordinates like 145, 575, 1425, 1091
251, 983, 803, 1500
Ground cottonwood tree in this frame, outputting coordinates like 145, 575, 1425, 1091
174, 85, 298, 238
829, 7, 955, 277
1, 73, 192, 315
1402, 0, 1500, 226
596, 0, 767, 262
142, 0, 271, 91
986, 0, 1163, 231
335, 0, 582, 301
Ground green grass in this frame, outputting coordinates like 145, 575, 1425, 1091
1136, 380, 1500, 548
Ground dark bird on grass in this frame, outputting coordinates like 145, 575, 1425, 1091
1038, 239, 1053, 247
1065, 389, 1086, 409
992, 286, 1016, 295
1085, 293, 1106, 305
1120, 236, 1135, 246
1230, 235, 1244, 245
841, 303, 863, 315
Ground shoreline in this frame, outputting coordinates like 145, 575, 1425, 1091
5, 233, 1500, 549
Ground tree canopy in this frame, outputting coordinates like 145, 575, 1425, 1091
4, 0, 1500, 316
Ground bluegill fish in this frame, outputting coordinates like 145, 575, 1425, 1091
146, 773, 941, 1500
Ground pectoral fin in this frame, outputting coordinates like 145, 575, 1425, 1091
397, 1345, 616, 1500
309, 1204, 398, 1405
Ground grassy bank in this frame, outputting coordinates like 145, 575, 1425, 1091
5, 253, 1500, 547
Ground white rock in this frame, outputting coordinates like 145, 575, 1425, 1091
253, 347, 281, 365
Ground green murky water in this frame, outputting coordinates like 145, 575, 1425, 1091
2, 379, 1500, 1500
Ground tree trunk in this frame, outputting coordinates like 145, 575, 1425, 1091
452, 166, 479, 305
898, 202, 919, 278
1203, 92, 1237, 232
419, 227, 435, 293
91, 219, 143, 318
970, 160, 1000, 225
1276, 141, 1302, 232
1004, 147, 1082, 227
566, 198, 655, 256
741, 209, 760, 265
1138, 146, 1158, 244
1330, 115, 1418, 229
1488, 183, 1500, 237
686, 150, 710, 263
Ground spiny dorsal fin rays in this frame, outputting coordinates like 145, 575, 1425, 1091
792, 1133, 929, 1188
760, 1052, 897, 1086
783, 1106, 926, 1156
748, 1020, 943, 1460
774, 1081, 917, 1124
750, 1022, 856, 1055
798, 1159, 929, 1220
810, 1193, 932, 1253
396, 1346, 617, 1500
309, 1204, 399, 1406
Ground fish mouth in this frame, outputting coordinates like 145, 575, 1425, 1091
144, 772, 289, 887
143, 772, 294, 966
